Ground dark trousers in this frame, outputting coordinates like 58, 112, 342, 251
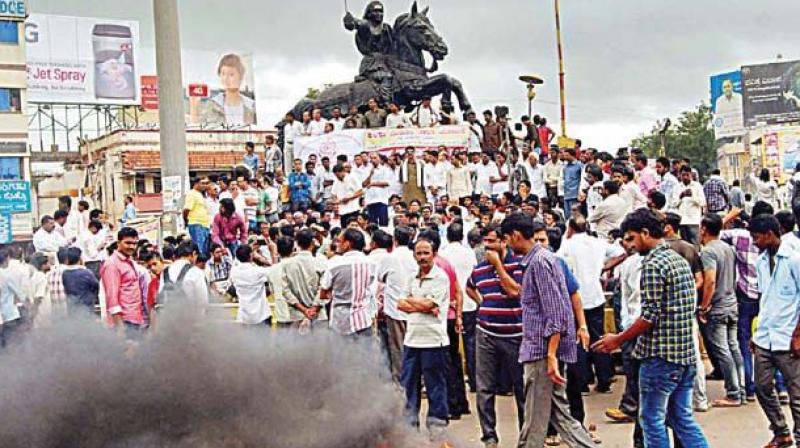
546, 185, 559, 208
447, 319, 470, 415
340, 211, 359, 227
366, 202, 389, 227
378, 316, 406, 383
754, 346, 800, 442
85, 261, 102, 280
680, 224, 700, 246
476, 331, 524, 444
401, 346, 449, 429
583, 305, 614, 389
463, 310, 478, 392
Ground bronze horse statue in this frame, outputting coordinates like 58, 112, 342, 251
284, 2, 473, 120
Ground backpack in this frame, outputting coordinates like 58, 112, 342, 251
157, 263, 193, 306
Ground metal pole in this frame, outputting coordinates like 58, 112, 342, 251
153, 0, 188, 234
554, 0, 567, 137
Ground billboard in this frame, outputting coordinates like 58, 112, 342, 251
139, 52, 258, 126
25, 14, 141, 105
710, 71, 744, 138
184, 52, 257, 126
742, 60, 800, 127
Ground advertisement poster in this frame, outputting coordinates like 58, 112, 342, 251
710, 71, 744, 138
184, 52, 257, 126
26, 13, 141, 105
742, 60, 800, 127
139, 75, 158, 110
161, 175, 182, 213
130, 217, 160, 243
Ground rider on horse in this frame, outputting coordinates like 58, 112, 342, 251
343, 1, 395, 106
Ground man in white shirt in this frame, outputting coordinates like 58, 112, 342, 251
589, 180, 629, 241
264, 134, 283, 174
313, 156, 335, 211
386, 154, 403, 198
351, 153, 372, 185
424, 150, 447, 203
159, 241, 210, 307
229, 244, 271, 326
330, 163, 364, 226
33, 215, 69, 258
329, 106, 346, 131
522, 152, 546, 199
370, 230, 409, 382
385, 102, 412, 129
475, 153, 499, 197
411, 96, 438, 128
308, 108, 327, 136
558, 215, 624, 394
80, 219, 108, 279
656, 156, 679, 205
671, 165, 706, 245
491, 152, 510, 198
438, 222, 478, 391
364, 152, 392, 227
283, 111, 303, 165
398, 237, 450, 437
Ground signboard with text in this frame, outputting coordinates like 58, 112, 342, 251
0, 214, 11, 244
140, 75, 158, 110
25, 13, 142, 105
742, 60, 800, 127
0, 180, 31, 213
0, 0, 26, 20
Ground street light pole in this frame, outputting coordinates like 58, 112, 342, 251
153, 0, 188, 234
554, 0, 567, 137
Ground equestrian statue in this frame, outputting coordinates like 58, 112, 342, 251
283, 1, 473, 121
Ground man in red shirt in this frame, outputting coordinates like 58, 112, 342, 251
537, 117, 556, 159
100, 227, 149, 338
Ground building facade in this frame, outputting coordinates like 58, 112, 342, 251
0, 0, 29, 181
80, 129, 273, 222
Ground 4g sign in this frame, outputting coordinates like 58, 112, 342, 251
187, 83, 209, 98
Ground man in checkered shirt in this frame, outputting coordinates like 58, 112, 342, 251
703, 169, 730, 214
593, 208, 708, 448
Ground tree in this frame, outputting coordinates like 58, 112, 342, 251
304, 87, 321, 100
631, 102, 715, 177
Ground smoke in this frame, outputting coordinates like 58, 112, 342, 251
0, 308, 433, 448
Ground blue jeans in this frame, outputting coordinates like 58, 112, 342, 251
401, 346, 449, 429
639, 358, 709, 448
706, 312, 745, 401
564, 198, 578, 220
187, 224, 210, 258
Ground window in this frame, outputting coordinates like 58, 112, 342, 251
0, 88, 21, 113
0, 157, 21, 180
135, 174, 146, 194
153, 176, 162, 193
0, 21, 18, 44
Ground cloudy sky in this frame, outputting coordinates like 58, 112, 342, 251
28, 0, 800, 150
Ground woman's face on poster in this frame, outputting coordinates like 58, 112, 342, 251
219, 65, 242, 90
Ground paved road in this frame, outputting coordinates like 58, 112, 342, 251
444, 375, 780, 447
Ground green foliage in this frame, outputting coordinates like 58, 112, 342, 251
305, 87, 321, 100
631, 102, 716, 176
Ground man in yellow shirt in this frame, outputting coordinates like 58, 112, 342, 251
183, 177, 211, 257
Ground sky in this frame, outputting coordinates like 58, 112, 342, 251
27, 0, 800, 151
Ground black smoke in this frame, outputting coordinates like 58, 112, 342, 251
0, 308, 431, 448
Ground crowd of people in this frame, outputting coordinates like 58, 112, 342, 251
3, 108, 800, 448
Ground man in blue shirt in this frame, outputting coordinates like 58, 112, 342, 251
287, 158, 312, 212
561, 148, 583, 220
749, 214, 800, 448
242, 141, 260, 176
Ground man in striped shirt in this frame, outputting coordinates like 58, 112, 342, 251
466, 223, 525, 448
320, 228, 376, 337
